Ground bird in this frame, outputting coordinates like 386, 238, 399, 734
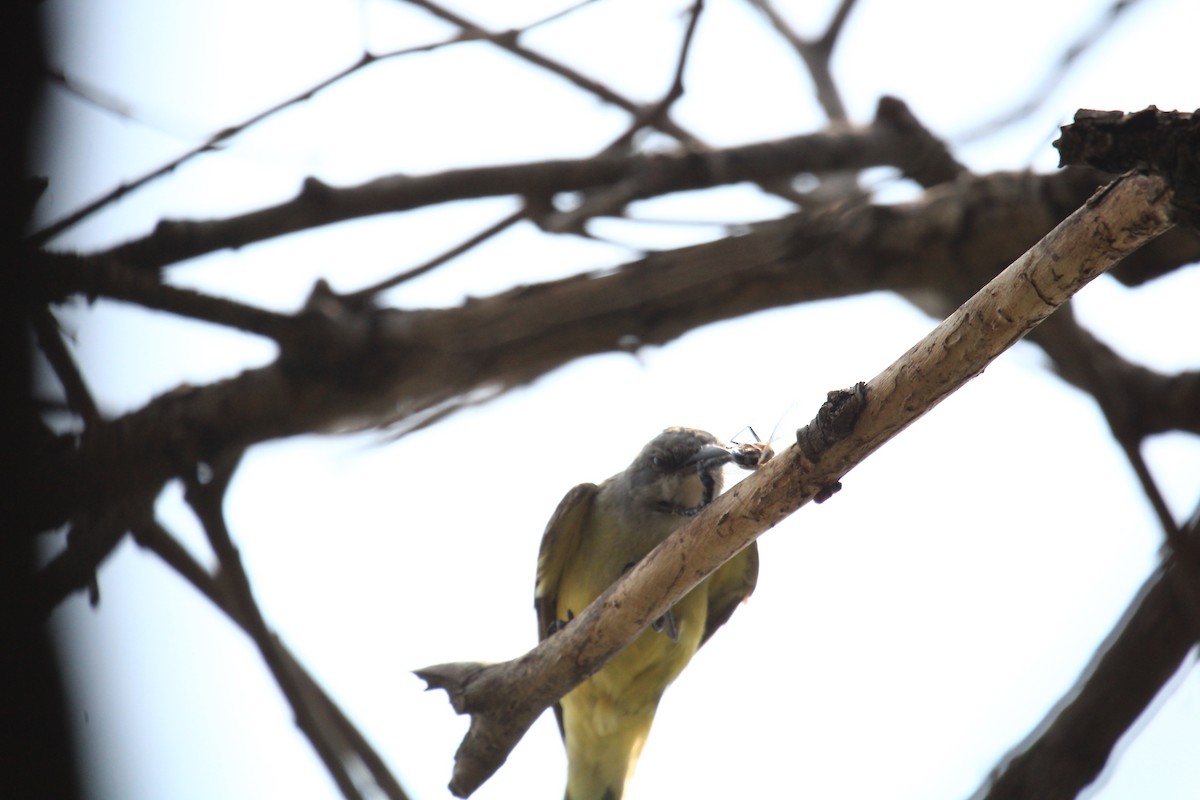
534, 427, 760, 800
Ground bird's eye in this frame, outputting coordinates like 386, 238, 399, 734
651, 454, 668, 469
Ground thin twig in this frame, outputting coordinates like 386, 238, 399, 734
131, 519, 230, 613
30, 28, 502, 248
409, 0, 823, 216
44, 67, 140, 125
605, 0, 707, 153
31, 0, 614, 248
184, 453, 364, 800
131, 518, 411, 800
343, 207, 525, 302
747, 0, 858, 122
40, 252, 296, 341
540, 0, 711, 233
512, 0, 603, 32
403, 0, 820, 214
30, 307, 100, 428
1031, 307, 1199, 642
957, 0, 1150, 143
817, 0, 859, 51
1032, 309, 1183, 541
746, 0, 862, 206
403, 0, 698, 144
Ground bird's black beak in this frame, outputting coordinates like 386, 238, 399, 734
685, 444, 733, 471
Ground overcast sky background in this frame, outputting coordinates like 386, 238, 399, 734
32, 1, 1200, 798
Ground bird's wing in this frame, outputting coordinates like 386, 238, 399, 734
534, 482, 598, 738
700, 540, 759, 648
535, 482, 598, 641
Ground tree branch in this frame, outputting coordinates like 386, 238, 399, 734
31, 308, 99, 428
956, 0, 1151, 144
30, 32, 501, 247
972, 502, 1200, 800
603, 0, 706, 153
538, 0, 712, 230
27, 168, 1176, 548
404, 0, 701, 145
747, 0, 858, 122
182, 452, 410, 800
416, 172, 1174, 797
88, 104, 970, 273
131, 519, 412, 800
342, 208, 525, 302
1031, 308, 1188, 538
31, 0, 619, 247
34, 165, 1195, 619
37, 252, 295, 340
1032, 308, 1200, 437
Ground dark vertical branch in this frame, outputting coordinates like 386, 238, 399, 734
2, 4, 83, 798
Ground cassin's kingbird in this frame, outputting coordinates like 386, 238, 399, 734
535, 427, 760, 800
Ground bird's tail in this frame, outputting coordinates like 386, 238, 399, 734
563, 714, 653, 800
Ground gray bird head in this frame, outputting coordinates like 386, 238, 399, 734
622, 427, 733, 516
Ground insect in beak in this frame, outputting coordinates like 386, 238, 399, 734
728, 426, 775, 470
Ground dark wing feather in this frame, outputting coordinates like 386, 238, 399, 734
700, 541, 759, 648
533, 482, 598, 737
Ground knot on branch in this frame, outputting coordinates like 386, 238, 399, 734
796, 381, 868, 463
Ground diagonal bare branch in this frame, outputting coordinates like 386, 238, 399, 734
417, 171, 1174, 797
182, 452, 409, 800
403, 0, 700, 144
38, 252, 295, 340
343, 207, 526, 301
32, 0, 616, 247
131, 519, 411, 800
1032, 308, 1184, 536
957, 0, 1151, 144
34, 50, 391, 246
36, 15, 608, 248
972, 501, 1200, 800
31, 308, 99, 428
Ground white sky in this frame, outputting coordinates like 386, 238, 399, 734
33, 1, 1200, 799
